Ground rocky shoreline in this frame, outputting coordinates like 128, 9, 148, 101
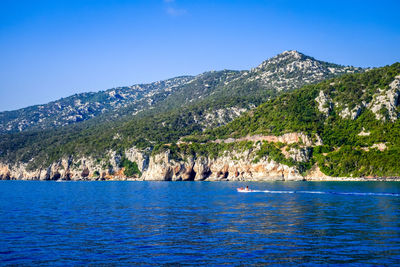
1, 147, 399, 182
1, 177, 399, 182
1, 131, 398, 182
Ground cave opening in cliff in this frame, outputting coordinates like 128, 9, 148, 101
185, 168, 196, 181
52, 172, 61, 180
202, 169, 212, 180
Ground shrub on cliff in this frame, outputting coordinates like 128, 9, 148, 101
119, 157, 141, 177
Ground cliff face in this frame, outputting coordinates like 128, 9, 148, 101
1, 131, 399, 181
0, 133, 307, 181
142, 150, 302, 182
0, 148, 146, 181
0, 149, 303, 181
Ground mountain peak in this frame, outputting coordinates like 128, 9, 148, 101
249, 50, 363, 92
278, 50, 304, 58
255, 50, 310, 70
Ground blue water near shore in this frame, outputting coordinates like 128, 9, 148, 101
0, 181, 400, 265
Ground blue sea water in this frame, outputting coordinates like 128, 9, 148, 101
0, 181, 399, 266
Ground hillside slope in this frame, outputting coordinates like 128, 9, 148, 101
0, 51, 361, 134
0, 76, 195, 133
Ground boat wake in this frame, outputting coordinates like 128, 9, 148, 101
241, 190, 400, 197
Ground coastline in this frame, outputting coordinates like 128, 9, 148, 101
1, 176, 399, 182
2, 146, 399, 182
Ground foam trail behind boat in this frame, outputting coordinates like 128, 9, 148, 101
239, 190, 400, 197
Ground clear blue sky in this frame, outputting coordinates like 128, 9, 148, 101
1, 0, 399, 111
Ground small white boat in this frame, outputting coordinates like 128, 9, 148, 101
237, 187, 253, 192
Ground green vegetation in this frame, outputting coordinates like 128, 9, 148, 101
119, 157, 141, 177
253, 142, 293, 165
210, 63, 400, 141
314, 146, 400, 177
153, 141, 254, 161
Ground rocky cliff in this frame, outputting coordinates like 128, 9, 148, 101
0, 133, 311, 181
0, 147, 302, 181
142, 149, 302, 182
1, 129, 399, 181
3, 131, 397, 181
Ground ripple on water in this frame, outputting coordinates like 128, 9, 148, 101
0, 181, 399, 265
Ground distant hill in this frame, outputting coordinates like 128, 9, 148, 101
0, 76, 194, 133
0, 50, 361, 134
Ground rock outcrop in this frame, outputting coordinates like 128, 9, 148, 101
368, 75, 400, 122
200, 107, 248, 128
315, 90, 332, 116
339, 104, 363, 120
216, 132, 318, 147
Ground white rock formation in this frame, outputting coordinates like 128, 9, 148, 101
368, 75, 400, 122
358, 128, 370, 136
339, 105, 363, 120
315, 90, 332, 116
216, 132, 317, 147
141, 149, 303, 182
201, 107, 247, 128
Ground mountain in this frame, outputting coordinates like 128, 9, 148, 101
2, 51, 384, 181
0, 50, 361, 134
224, 50, 360, 93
